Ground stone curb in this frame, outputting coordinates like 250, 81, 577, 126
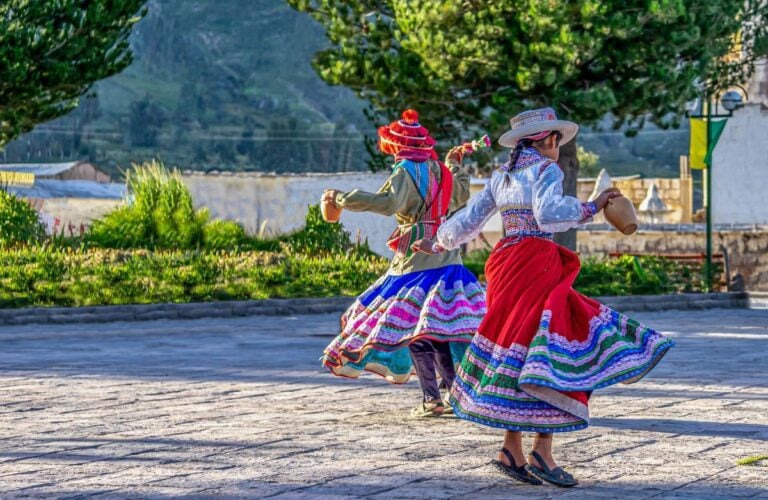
0, 292, 753, 326
0, 297, 355, 326
747, 291, 768, 309
597, 292, 750, 312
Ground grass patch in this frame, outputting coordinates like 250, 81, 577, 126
736, 455, 768, 466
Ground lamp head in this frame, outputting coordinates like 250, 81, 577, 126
721, 90, 744, 112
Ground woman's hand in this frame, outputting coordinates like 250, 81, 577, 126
593, 187, 623, 212
321, 189, 341, 208
446, 144, 474, 164
411, 238, 439, 255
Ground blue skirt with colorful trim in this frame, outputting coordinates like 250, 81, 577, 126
322, 264, 487, 383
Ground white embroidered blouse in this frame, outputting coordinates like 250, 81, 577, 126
436, 148, 597, 250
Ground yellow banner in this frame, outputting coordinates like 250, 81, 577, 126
689, 118, 728, 169
0, 171, 35, 185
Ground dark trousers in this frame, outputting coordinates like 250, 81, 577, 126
409, 339, 456, 402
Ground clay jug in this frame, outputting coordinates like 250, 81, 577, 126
321, 191, 342, 223
604, 196, 638, 235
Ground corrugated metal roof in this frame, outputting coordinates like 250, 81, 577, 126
0, 162, 80, 177
6, 180, 125, 200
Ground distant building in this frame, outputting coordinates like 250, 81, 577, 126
0, 161, 111, 184
0, 161, 123, 234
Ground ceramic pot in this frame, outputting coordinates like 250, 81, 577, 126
321, 192, 342, 223
604, 196, 638, 235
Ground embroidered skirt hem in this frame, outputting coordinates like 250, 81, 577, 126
449, 237, 674, 432
322, 264, 486, 384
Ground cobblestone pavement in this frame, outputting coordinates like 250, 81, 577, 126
0, 308, 767, 498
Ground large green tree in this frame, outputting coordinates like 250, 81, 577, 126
0, 0, 148, 146
288, 0, 768, 247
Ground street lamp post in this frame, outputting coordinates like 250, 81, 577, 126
690, 87, 746, 291
705, 90, 715, 292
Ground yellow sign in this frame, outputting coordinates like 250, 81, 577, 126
0, 171, 35, 185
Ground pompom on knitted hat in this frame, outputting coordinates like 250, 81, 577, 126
378, 109, 438, 161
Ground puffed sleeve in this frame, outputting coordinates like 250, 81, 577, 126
435, 181, 497, 250
335, 168, 410, 216
533, 163, 597, 233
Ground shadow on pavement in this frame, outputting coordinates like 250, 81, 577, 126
591, 417, 768, 439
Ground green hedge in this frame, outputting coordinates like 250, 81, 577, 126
0, 247, 704, 309
463, 250, 702, 296
575, 255, 701, 296
0, 247, 389, 308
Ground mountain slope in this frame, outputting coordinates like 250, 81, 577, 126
4, 0, 370, 176
4, 0, 689, 178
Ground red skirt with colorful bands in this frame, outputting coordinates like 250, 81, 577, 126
449, 237, 674, 432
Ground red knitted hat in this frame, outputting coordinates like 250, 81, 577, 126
378, 109, 438, 160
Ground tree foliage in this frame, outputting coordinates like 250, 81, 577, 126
129, 96, 167, 147
288, 0, 768, 151
0, 188, 46, 248
577, 146, 601, 177
0, 0, 148, 146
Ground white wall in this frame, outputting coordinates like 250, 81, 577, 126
35, 198, 123, 234
183, 172, 396, 255
711, 104, 768, 225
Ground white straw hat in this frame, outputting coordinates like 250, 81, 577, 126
498, 107, 578, 148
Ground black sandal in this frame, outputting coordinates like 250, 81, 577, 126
525, 450, 578, 487
492, 448, 543, 485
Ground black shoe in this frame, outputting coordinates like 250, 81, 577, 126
492, 448, 543, 485
525, 450, 578, 487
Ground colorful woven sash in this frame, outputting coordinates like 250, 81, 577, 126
387, 160, 453, 258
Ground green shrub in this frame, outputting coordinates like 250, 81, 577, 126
82, 205, 149, 249
203, 219, 249, 250
575, 255, 694, 296
462, 249, 490, 279
85, 163, 344, 254
87, 160, 210, 250
0, 188, 46, 248
284, 204, 354, 255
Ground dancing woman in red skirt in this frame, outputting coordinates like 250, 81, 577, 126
414, 107, 674, 487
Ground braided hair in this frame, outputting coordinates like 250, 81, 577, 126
507, 138, 535, 170
502, 131, 562, 185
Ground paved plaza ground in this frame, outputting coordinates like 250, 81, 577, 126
0, 308, 766, 498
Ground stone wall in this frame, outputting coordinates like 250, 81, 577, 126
576, 176, 693, 224
471, 173, 694, 251
577, 227, 768, 291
